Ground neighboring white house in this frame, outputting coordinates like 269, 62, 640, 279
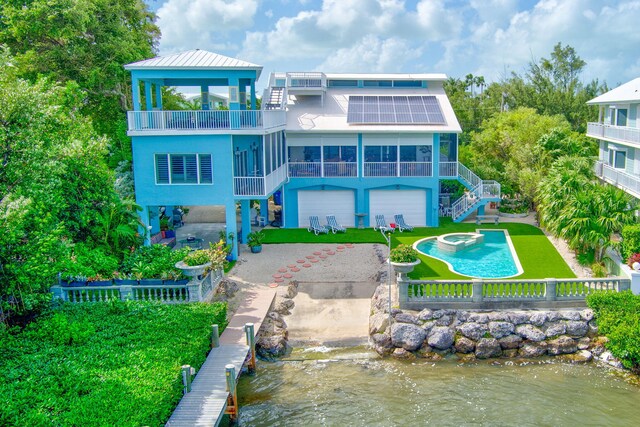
587, 78, 640, 199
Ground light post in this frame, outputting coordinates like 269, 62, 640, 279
380, 228, 392, 333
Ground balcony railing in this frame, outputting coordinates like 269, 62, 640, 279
127, 110, 286, 132
289, 162, 321, 177
439, 162, 458, 177
596, 161, 640, 199
287, 72, 326, 88
587, 122, 640, 146
324, 162, 357, 177
364, 162, 434, 177
233, 164, 288, 197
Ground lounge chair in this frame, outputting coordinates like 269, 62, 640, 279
374, 214, 395, 233
326, 215, 346, 233
394, 214, 414, 232
308, 215, 329, 235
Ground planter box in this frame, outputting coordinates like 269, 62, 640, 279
114, 279, 139, 286
67, 280, 88, 287
88, 280, 113, 287
138, 279, 164, 286
390, 259, 421, 278
163, 279, 189, 286
175, 261, 211, 277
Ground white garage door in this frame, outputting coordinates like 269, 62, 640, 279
298, 190, 355, 227
369, 190, 426, 227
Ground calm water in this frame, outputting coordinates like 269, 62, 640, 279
235, 347, 640, 426
416, 230, 521, 278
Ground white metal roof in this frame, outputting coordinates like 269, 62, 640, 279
124, 49, 262, 72
284, 82, 461, 133
587, 77, 640, 104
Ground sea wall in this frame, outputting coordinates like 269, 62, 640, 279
370, 284, 621, 366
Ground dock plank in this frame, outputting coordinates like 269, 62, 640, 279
166, 288, 276, 426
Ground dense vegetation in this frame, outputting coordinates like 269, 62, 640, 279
0, 300, 227, 426
587, 292, 640, 373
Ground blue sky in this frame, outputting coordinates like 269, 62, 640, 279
144, 0, 640, 92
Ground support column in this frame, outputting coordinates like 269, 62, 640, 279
229, 78, 240, 111
240, 199, 251, 245
201, 85, 209, 110
250, 81, 257, 110
225, 201, 238, 260
149, 206, 160, 235
140, 205, 151, 246
155, 84, 163, 110
132, 76, 141, 111
260, 199, 269, 223
144, 81, 153, 111
431, 133, 441, 227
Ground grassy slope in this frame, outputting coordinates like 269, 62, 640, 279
262, 219, 576, 280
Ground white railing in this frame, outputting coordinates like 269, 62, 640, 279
234, 164, 288, 196
364, 162, 397, 177
439, 162, 458, 177
289, 162, 322, 177
399, 162, 432, 177
287, 72, 326, 88
596, 161, 640, 198
324, 162, 357, 177
587, 122, 640, 146
482, 180, 501, 197
51, 269, 224, 304
127, 110, 286, 132
458, 162, 481, 187
448, 163, 501, 221
399, 277, 630, 309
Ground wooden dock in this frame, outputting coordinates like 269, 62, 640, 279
166, 287, 277, 426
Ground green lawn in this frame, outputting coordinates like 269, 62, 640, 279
262, 219, 576, 280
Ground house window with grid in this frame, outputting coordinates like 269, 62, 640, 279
155, 154, 213, 184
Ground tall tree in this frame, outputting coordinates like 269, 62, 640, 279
0, 0, 160, 164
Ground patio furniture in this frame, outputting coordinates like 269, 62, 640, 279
256, 216, 267, 227
308, 216, 329, 235
326, 215, 346, 233
394, 214, 414, 232
475, 215, 500, 225
374, 214, 395, 233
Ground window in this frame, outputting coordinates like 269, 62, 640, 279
327, 79, 358, 87
323, 146, 357, 162
365, 145, 397, 162
155, 154, 213, 184
617, 109, 628, 127
393, 80, 423, 87
400, 145, 432, 162
363, 80, 392, 87
609, 149, 626, 169
439, 134, 458, 162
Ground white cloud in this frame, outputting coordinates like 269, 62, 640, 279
317, 35, 422, 72
157, 0, 259, 53
240, 0, 460, 63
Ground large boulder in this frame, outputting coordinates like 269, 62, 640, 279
547, 335, 578, 355
487, 312, 510, 322
544, 322, 566, 338
508, 312, 530, 325
454, 336, 476, 354
467, 313, 489, 323
519, 342, 547, 358
369, 312, 389, 335
565, 320, 589, 337
371, 333, 393, 356
392, 348, 416, 360
275, 297, 295, 315
475, 338, 502, 359
488, 321, 514, 339
427, 326, 455, 350
391, 322, 427, 351
418, 309, 435, 321
256, 335, 289, 360
516, 324, 546, 342
560, 310, 581, 321
394, 312, 420, 325
529, 312, 548, 327
457, 322, 489, 341
499, 334, 523, 350
435, 315, 452, 326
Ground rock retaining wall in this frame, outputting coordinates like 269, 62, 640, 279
370, 284, 622, 366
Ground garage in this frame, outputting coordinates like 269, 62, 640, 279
298, 190, 355, 227
369, 189, 427, 227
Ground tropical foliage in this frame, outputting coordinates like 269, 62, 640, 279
0, 300, 227, 425
587, 291, 640, 372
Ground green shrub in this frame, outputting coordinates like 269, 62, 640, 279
390, 244, 419, 263
0, 301, 227, 426
58, 243, 120, 281
183, 250, 211, 266
121, 245, 190, 279
590, 262, 607, 278
621, 224, 640, 260
587, 291, 640, 372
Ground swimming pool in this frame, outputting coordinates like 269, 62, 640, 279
414, 230, 523, 278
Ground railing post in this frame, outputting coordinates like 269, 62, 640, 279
398, 278, 409, 308
472, 279, 483, 303
212, 324, 220, 348
181, 365, 194, 394
225, 364, 238, 422
545, 278, 557, 301
120, 284, 133, 301
618, 279, 631, 292
244, 323, 256, 373
51, 285, 67, 302
187, 280, 201, 302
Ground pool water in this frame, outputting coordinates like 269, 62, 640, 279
415, 230, 522, 278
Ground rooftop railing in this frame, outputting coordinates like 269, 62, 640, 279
127, 110, 286, 132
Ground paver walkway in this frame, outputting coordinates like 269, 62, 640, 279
166, 287, 276, 427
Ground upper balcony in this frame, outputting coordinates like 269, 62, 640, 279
595, 161, 640, 200
587, 122, 640, 147
127, 110, 286, 135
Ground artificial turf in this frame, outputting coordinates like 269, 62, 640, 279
261, 218, 576, 280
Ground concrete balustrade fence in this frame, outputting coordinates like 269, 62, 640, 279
398, 277, 630, 310
51, 269, 223, 304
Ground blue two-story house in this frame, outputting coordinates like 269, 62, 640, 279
125, 50, 500, 258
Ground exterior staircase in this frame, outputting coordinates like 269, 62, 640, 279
450, 163, 501, 222
263, 86, 286, 110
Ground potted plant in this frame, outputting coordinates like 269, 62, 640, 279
87, 274, 113, 287
175, 249, 212, 277
389, 244, 421, 277
113, 271, 138, 286
247, 230, 265, 253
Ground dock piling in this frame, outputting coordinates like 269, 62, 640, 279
244, 323, 256, 373
224, 364, 238, 422
181, 365, 194, 394
212, 324, 220, 348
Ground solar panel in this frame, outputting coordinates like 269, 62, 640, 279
347, 95, 446, 124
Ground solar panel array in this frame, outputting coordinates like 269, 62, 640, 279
347, 95, 446, 124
